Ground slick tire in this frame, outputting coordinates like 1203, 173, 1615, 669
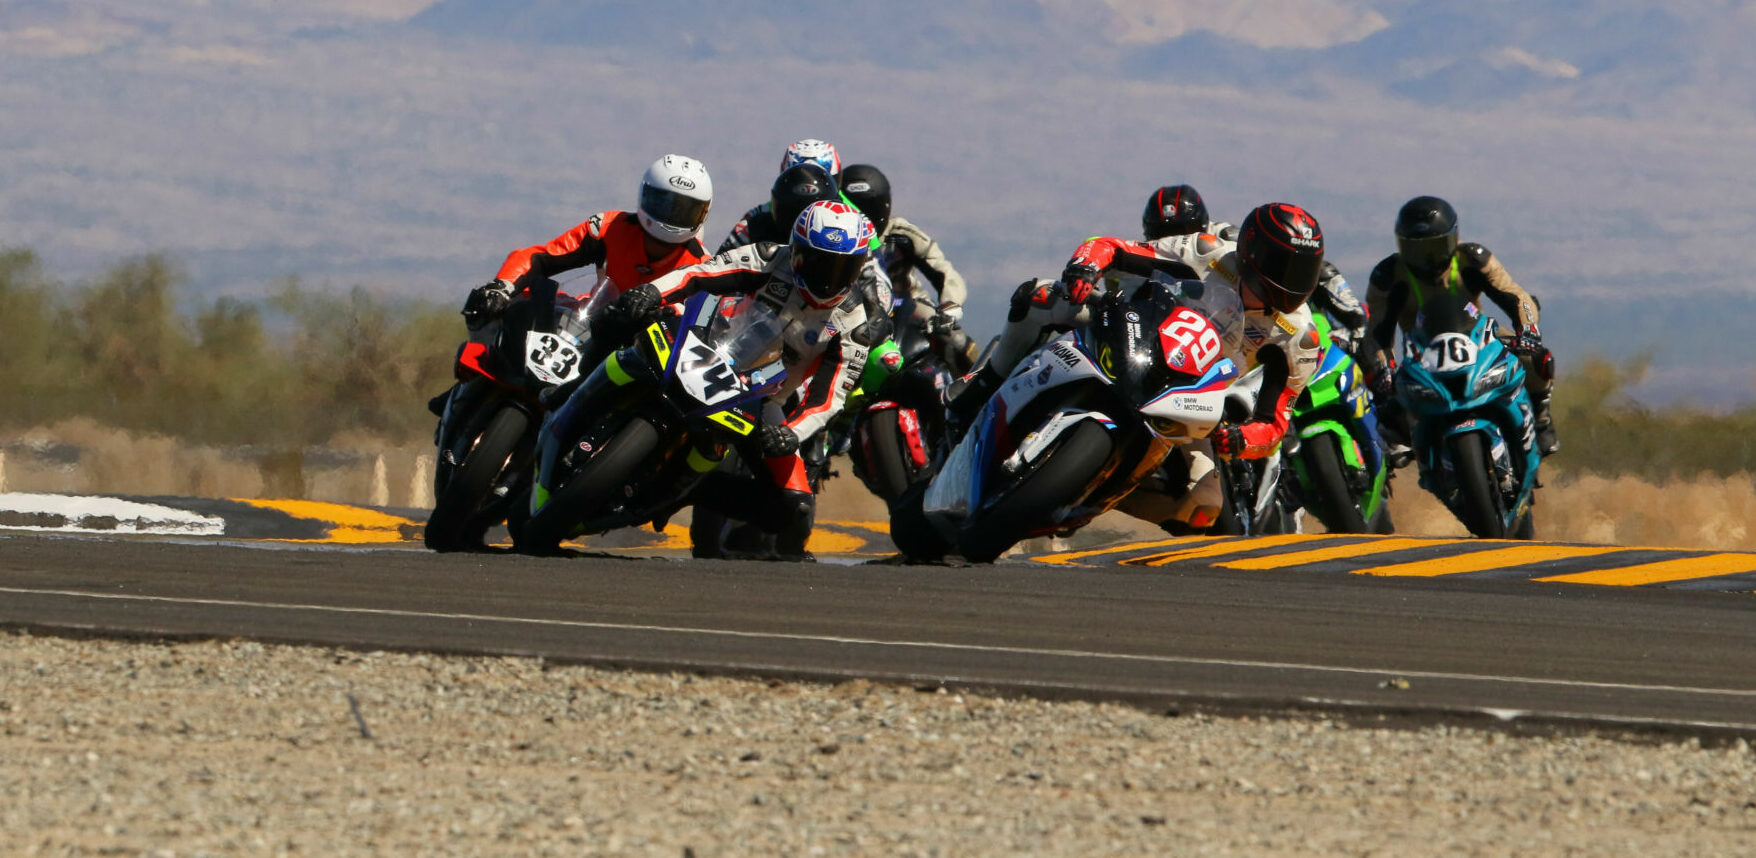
1449, 432, 1507, 539
889, 481, 952, 562
957, 420, 1113, 564
515, 417, 659, 555
424, 405, 529, 552
1302, 434, 1370, 534
861, 408, 919, 505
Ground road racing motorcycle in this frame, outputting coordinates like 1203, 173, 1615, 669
890, 277, 1241, 563
1394, 298, 1540, 539
425, 284, 592, 551
1281, 312, 1394, 534
512, 290, 789, 554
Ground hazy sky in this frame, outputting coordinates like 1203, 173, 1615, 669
3, 0, 1754, 404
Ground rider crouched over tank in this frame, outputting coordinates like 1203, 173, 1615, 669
522, 200, 894, 561
1357, 196, 1558, 463
944, 202, 1327, 534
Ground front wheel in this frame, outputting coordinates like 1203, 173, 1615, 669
957, 420, 1114, 563
1447, 432, 1506, 539
859, 408, 921, 505
424, 405, 530, 552
515, 417, 660, 555
1299, 433, 1370, 534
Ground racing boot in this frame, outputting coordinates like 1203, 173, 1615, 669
769, 489, 817, 563
1533, 394, 1560, 457
943, 363, 1004, 445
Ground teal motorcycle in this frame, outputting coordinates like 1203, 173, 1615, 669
1394, 300, 1540, 539
1284, 314, 1393, 533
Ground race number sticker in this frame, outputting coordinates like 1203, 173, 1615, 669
1159, 307, 1223, 373
1420, 333, 1479, 372
525, 331, 583, 385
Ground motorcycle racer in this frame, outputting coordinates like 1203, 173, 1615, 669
1357, 195, 1558, 458
838, 163, 979, 372
946, 202, 1326, 531
593, 200, 894, 560
1311, 260, 1369, 354
718, 138, 844, 253
716, 161, 842, 253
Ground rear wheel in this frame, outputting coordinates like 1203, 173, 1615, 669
515, 417, 660, 555
860, 408, 919, 505
424, 405, 530, 552
1300, 434, 1369, 534
1447, 432, 1506, 538
888, 481, 952, 562
957, 420, 1113, 563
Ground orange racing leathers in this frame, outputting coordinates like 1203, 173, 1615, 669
494, 210, 709, 301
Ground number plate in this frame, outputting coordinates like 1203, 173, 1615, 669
525, 331, 583, 385
1419, 333, 1478, 373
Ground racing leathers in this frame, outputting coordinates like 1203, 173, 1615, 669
1356, 243, 1557, 456
875, 215, 979, 372
611, 242, 894, 558
976, 230, 1320, 531
1310, 263, 1369, 354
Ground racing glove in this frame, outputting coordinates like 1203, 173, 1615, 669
1512, 327, 1544, 356
936, 302, 964, 325
590, 283, 663, 343
1059, 262, 1101, 305
1366, 368, 1396, 403
1210, 425, 1246, 460
756, 422, 800, 459
462, 279, 516, 329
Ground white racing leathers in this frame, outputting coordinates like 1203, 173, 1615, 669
1055, 232, 1323, 530
645, 242, 894, 450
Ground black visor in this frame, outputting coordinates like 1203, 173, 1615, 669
1241, 251, 1321, 314
1398, 230, 1457, 278
639, 184, 710, 231
792, 247, 862, 301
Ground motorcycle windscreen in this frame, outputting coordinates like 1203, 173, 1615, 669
704, 294, 788, 377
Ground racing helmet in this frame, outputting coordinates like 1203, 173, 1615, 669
779, 138, 842, 177
838, 164, 892, 236
637, 154, 713, 244
770, 162, 840, 238
1395, 195, 1459, 280
1236, 202, 1324, 314
789, 200, 874, 306
1142, 184, 1210, 240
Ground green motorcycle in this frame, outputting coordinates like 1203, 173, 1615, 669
1285, 314, 1394, 534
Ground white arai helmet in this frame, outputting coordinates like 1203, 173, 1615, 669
637, 154, 713, 244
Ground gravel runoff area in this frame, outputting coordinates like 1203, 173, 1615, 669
3, 631, 1755, 857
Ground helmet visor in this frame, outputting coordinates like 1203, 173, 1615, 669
639, 184, 710, 232
1398, 231, 1457, 278
1240, 251, 1321, 314
793, 247, 862, 301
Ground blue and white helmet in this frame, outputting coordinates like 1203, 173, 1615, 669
779, 138, 841, 177
789, 200, 873, 305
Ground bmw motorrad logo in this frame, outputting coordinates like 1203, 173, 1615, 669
668, 175, 696, 190
1125, 311, 1140, 322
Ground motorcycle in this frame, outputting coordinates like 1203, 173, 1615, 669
425, 281, 591, 551
847, 295, 958, 505
1210, 365, 1298, 536
1281, 313, 1394, 534
890, 277, 1241, 563
1394, 299, 1540, 539
513, 290, 790, 555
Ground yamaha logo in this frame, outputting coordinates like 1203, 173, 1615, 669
667, 175, 696, 190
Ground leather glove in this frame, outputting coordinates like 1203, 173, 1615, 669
1512, 327, 1544, 357
590, 283, 663, 342
462, 279, 515, 328
936, 302, 964, 325
756, 422, 799, 459
1366, 369, 1396, 403
1059, 262, 1101, 305
1210, 425, 1245, 460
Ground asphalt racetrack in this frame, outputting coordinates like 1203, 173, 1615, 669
4, 493, 1756, 739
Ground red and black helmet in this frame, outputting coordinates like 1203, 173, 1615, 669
1236, 203, 1324, 314
1142, 184, 1210, 240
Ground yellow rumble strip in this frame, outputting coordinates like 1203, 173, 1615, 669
1218, 537, 1477, 570
1125, 534, 1331, 567
232, 498, 421, 544
1350, 544, 1625, 578
1535, 554, 1756, 587
1032, 536, 1222, 566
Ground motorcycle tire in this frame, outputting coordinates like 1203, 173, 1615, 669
1448, 432, 1507, 539
888, 481, 952, 562
1301, 434, 1370, 534
957, 420, 1113, 564
424, 405, 530, 552
515, 416, 660, 555
861, 408, 919, 505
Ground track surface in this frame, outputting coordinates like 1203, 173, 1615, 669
4, 533, 1756, 737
